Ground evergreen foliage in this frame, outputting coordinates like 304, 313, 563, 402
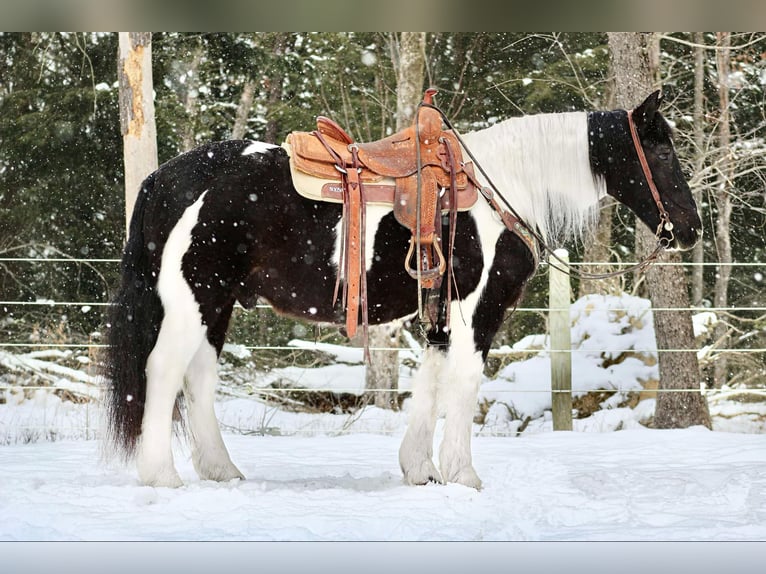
0, 33, 763, 387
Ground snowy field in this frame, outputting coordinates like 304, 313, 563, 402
1, 294, 765, 543
2, 426, 765, 541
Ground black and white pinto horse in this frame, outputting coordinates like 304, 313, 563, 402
104, 91, 701, 488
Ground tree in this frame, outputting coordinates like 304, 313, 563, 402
690, 32, 706, 306
118, 32, 158, 236
178, 38, 205, 153
712, 32, 733, 388
0, 33, 123, 336
578, 46, 619, 298
649, 33, 766, 392
364, 32, 427, 410
607, 32, 711, 429
1, 32, 762, 410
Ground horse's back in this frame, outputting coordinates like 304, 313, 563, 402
137, 140, 285, 232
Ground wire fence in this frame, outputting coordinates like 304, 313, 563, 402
1, 256, 764, 435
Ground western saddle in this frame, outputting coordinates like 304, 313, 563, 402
284, 89, 480, 344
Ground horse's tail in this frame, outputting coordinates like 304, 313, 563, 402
103, 172, 164, 461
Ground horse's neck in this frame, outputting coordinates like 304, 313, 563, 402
461, 111, 606, 243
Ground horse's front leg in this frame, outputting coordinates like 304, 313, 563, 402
399, 346, 446, 485
437, 323, 484, 490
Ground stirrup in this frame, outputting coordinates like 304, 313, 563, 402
404, 238, 446, 282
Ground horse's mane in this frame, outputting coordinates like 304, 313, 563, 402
461, 111, 607, 244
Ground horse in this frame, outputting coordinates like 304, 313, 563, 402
103, 90, 701, 489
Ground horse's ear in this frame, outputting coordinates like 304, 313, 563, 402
632, 90, 663, 133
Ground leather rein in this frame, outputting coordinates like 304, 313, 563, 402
423, 103, 676, 281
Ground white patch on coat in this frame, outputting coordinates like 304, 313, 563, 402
332, 204, 390, 276
137, 192, 209, 487
242, 141, 278, 156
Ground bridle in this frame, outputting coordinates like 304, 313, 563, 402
626, 109, 675, 245
421, 102, 676, 281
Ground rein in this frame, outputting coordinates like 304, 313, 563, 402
421, 102, 675, 281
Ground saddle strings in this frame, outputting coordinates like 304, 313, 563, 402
413, 101, 463, 332
414, 103, 425, 321
419, 102, 672, 282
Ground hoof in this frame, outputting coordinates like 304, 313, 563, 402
401, 458, 444, 486
442, 464, 482, 490
138, 468, 184, 488
197, 462, 245, 482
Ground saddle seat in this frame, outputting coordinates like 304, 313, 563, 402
285, 90, 478, 217
282, 89, 479, 343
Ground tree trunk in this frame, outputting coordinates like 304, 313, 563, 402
690, 32, 706, 306
263, 34, 286, 144
713, 32, 733, 388
180, 44, 204, 153
579, 58, 619, 298
364, 32, 426, 410
395, 33, 427, 132
608, 32, 711, 429
232, 80, 256, 140
118, 32, 158, 239
578, 197, 621, 297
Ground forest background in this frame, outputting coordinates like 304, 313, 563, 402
0, 32, 764, 407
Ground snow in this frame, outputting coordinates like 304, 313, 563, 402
481, 294, 658, 421
1, 427, 764, 541
1, 294, 765, 541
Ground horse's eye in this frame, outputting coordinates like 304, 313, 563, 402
658, 152, 670, 161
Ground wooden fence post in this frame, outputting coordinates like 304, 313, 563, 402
549, 248, 573, 430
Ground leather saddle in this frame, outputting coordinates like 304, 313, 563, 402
283, 89, 479, 342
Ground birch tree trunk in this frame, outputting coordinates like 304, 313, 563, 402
118, 32, 158, 238
607, 32, 711, 429
690, 32, 706, 306
180, 43, 204, 153
364, 32, 426, 410
232, 80, 256, 140
713, 32, 733, 388
395, 33, 427, 133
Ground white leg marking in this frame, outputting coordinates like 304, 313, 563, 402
137, 193, 208, 488
430, 203, 506, 490
184, 341, 244, 482
400, 204, 504, 488
439, 321, 484, 489
399, 347, 445, 485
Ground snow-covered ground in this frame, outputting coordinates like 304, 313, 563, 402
2, 426, 765, 541
1, 294, 764, 541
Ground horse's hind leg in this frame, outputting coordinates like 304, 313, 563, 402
184, 336, 244, 482
136, 191, 207, 487
138, 311, 206, 487
399, 347, 446, 485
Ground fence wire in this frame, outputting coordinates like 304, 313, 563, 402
1, 257, 764, 414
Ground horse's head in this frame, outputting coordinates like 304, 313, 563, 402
590, 90, 702, 251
